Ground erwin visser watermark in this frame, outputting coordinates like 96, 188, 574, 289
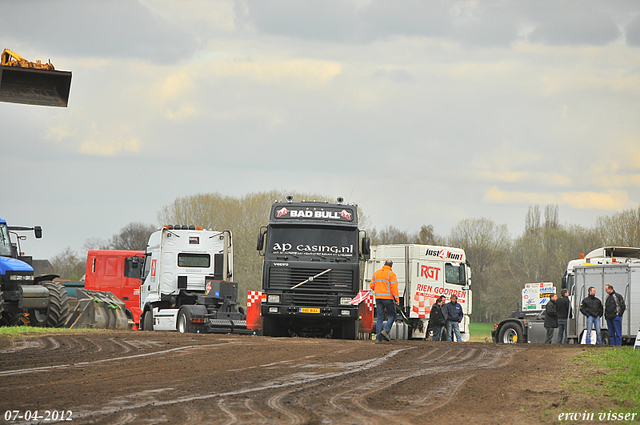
558, 411, 638, 421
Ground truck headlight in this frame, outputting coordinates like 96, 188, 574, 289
10, 275, 34, 281
268, 307, 279, 313
341, 310, 351, 316
267, 295, 280, 303
340, 297, 352, 305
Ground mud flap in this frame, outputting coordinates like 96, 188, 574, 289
0, 66, 71, 107
246, 290, 263, 331
66, 289, 129, 330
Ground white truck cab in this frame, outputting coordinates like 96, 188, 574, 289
139, 226, 250, 334
364, 244, 472, 340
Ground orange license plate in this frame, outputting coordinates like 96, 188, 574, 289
299, 308, 320, 314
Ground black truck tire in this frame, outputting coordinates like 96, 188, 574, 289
177, 308, 192, 333
262, 315, 279, 337
341, 319, 358, 340
29, 281, 71, 328
142, 310, 153, 331
498, 322, 522, 344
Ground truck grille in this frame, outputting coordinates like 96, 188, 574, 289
268, 267, 354, 292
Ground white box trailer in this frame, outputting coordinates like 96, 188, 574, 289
363, 244, 472, 340
570, 262, 640, 345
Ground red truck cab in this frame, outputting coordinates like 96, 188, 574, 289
85, 250, 145, 329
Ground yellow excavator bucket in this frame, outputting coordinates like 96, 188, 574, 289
0, 49, 71, 107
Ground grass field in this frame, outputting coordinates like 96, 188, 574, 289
469, 321, 494, 342
574, 347, 640, 408
0, 326, 102, 337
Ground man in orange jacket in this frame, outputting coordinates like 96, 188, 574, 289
370, 260, 399, 341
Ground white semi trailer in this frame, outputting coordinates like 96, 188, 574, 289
363, 244, 472, 340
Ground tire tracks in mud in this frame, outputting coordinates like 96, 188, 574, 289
60, 343, 515, 425
0, 334, 520, 425
205, 344, 518, 425
0, 335, 238, 377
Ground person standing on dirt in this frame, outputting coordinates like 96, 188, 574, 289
580, 286, 603, 344
439, 295, 448, 339
370, 260, 399, 342
429, 297, 446, 341
544, 293, 558, 344
445, 294, 463, 342
604, 284, 626, 346
556, 289, 571, 344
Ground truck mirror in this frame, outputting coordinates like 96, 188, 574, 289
34, 226, 42, 239
131, 257, 139, 269
362, 237, 371, 257
256, 232, 264, 251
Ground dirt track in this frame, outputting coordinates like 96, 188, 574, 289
0, 331, 593, 424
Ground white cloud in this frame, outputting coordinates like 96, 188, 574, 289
485, 187, 632, 211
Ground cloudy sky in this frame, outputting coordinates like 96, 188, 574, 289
2, 0, 640, 260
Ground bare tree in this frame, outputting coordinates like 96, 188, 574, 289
50, 247, 85, 281
595, 206, 640, 246
447, 218, 511, 322
110, 222, 157, 251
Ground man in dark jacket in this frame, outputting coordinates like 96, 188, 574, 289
429, 297, 446, 341
604, 284, 626, 346
445, 294, 464, 342
544, 293, 558, 344
556, 289, 571, 344
580, 286, 603, 344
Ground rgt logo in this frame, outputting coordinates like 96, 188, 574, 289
421, 265, 440, 280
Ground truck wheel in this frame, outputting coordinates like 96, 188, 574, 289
177, 308, 192, 333
262, 315, 276, 337
498, 323, 522, 344
601, 330, 610, 346
142, 310, 153, 331
28, 281, 71, 328
341, 320, 358, 340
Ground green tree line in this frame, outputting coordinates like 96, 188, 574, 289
49, 191, 640, 322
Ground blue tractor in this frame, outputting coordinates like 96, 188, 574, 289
0, 218, 70, 327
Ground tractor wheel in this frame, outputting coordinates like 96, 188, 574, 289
0, 290, 22, 326
498, 323, 522, 344
28, 281, 70, 328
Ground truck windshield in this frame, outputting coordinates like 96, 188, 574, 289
178, 253, 210, 268
0, 225, 12, 257
445, 263, 466, 285
267, 226, 357, 261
